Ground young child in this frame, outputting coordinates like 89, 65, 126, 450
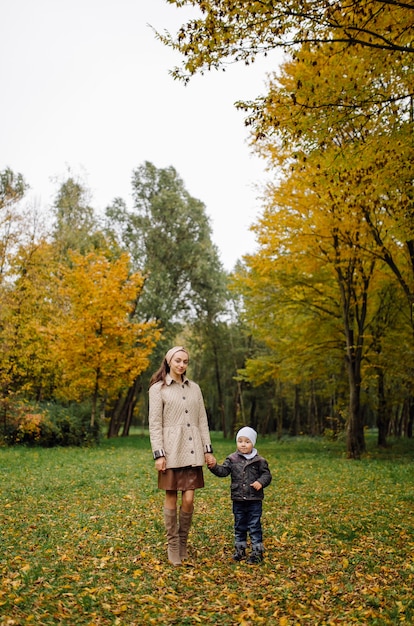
208, 426, 272, 564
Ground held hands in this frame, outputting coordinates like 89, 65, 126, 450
250, 481, 263, 491
155, 455, 217, 471
205, 453, 216, 468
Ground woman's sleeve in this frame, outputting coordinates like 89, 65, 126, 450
148, 384, 165, 459
197, 384, 213, 453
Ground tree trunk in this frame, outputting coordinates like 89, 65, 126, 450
249, 396, 257, 431
212, 342, 226, 438
276, 382, 283, 440
345, 350, 365, 459
308, 381, 318, 436
107, 378, 141, 438
290, 385, 300, 436
408, 397, 414, 438
277, 409, 283, 440
232, 385, 239, 438
121, 398, 135, 436
91, 373, 100, 428
376, 367, 389, 447
121, 378, 142, 436
336, 258, 371, 459
107, 393, 124, 437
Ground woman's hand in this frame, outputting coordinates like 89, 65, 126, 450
205, 453, 216, 468
155, 456, 166, 472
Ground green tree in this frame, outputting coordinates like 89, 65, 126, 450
105, 162, 228, 435
52, 175, 106, 257
106, 162, 225, 326
0, 168, 28, 279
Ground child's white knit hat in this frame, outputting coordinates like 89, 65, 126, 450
236, 426, 257, 446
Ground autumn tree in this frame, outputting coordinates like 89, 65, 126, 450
52, 250, 160, 428
160, 1, 414, 71
0, 170, 47, 412
261, 42, 414, 442
233, 161, 385, 457
163, 1, 414, 312
0, 168, 163, 440
0, 240, 61, 402
363, 281, 412, 445
232, 254, 345, 434
245, 38, 414, 316
156, 1, 414, 451
160, 0, 413, 134
232, 34, 413, 455
0, 179, 64, 438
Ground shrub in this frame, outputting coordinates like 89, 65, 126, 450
0, 400, 101, 447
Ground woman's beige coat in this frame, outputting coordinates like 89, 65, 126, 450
149, 374, 212, 469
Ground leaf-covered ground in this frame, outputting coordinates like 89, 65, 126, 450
1, 434, 413, 625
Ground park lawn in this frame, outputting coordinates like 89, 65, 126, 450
0, 433, 413, 625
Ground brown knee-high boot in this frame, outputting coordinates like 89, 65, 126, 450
164, 507, 181, 566
178, 507, 193, 560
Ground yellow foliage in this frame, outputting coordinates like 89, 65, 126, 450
52, 250, 161, 406
231, 32, 414, 393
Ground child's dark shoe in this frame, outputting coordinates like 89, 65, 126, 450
247, 547, 263, 564
232, 546, 246, 561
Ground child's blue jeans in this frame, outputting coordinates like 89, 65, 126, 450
232, 500, 263, 548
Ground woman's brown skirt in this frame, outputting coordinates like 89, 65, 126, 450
158, 466, 204, 491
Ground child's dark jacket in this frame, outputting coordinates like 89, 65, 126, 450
209, 451, 272, 501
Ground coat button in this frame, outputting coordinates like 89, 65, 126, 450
187, 423, 190, 427
185, 409, 188, 413
191, 450, 194, 454
189, 437, 192, 441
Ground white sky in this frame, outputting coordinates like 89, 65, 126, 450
1, 0, 280, 270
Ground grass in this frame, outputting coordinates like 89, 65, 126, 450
0, 432, 413, 625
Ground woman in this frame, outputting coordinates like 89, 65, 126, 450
149, 346, 214, 566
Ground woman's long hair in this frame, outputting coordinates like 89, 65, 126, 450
149, 359, 169, 388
